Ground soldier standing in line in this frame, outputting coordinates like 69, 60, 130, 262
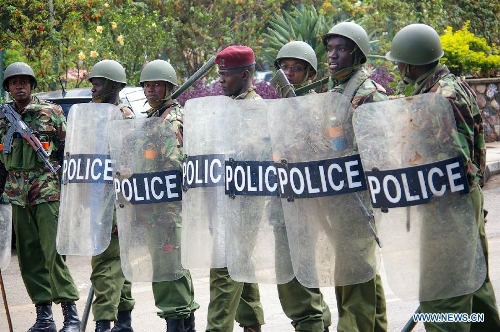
139, 59, 199, 332
87, 59, 136, 332
0, 62, 81, 332
206, 45, 265, 332
270, 40, 332, 332
386, 23, 500, 332
323, 22, 388, 332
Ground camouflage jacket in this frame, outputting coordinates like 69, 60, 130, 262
0, 96, 66, 206
146, 99, 184, 146
417, 64, 485, 188
133, 99, 184, 227
330, 68, 388, 109
330, 68, 388, 152
234, 86, 262, 100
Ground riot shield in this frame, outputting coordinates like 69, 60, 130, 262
224, 97, 295, 284
352, 93, 486, 301
57, 103, 122, 256
266, 92, 379, 287
0, 204, 12, 269
109, 117, 186, 282
181, 96, 231, 269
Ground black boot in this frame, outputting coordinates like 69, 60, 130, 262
59, 302, 81, 332
184, 313, 196, 332
95, 320, 112, 332
242, 326, 261, 332
166, 318, 185, 332
111, 310, 134, 332
28, 303, 57, 332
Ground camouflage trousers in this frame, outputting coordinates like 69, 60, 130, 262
91, 233, 135, 321
152, 272, 200, 320
335, 274, 387, 332
206, 267, 265, 331
13, 202, 80, 304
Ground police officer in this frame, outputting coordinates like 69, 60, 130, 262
139, 59, 199, 331
323, 22, 388, 332
0, 62, 81, 332
386, 23, 500, 332
272, 41, 332, 332
87, 59, 136, 332
274, 40, 317, 89
206, 45, 265, 332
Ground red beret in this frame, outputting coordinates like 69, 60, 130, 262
215, 45, 255, 70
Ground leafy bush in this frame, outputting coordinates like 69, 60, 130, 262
440, 22, 500, 77
369, 65, 396, 95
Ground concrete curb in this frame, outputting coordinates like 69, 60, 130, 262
485, 162, 500, 183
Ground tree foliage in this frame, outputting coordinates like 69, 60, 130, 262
262, 4, 332, 79
1, 0, 499, 92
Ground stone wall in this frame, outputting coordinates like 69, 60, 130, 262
466, 77, 500, 142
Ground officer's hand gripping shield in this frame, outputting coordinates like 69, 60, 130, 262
109, 117, 186, 282
57, 103, 123, 256
353, 93, 486, 301
0, 203, 12, 269
266, 92, 380, 287
181, 96, 231, 269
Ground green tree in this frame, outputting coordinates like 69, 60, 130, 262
262, 4, 332, 79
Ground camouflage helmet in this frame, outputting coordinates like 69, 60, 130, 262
139, 60, 178, 87
274, 41, 318, 73
3, 62, 37, 91
88, 59, 127, 84
322, 22, 370, 63
385, 24, 444, 65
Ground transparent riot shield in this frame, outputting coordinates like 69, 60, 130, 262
353, 93, 486, 301
266, 92, 379, 287
223, 98, 294, 285
109, 117, 186, 282
57, 103, 122, 256
181, 96, 231, 269
0, 203, 12, 269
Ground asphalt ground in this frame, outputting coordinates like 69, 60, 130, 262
1, 142, 500, 331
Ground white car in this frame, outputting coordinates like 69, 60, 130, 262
35, 86, 149, 118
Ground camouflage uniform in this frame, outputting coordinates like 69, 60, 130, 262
207, 86, 266, 332
90, 103, 136, 322
142, 99, 200, 320
0, 96, 80, 304
330, 69, 388, 332
415, 64, 500, 332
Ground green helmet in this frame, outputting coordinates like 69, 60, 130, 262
385, 24, 444, 65
274, 41, 318, 73
322, 22, 370, 63
3, 62, 37, 91
139, 60, 178, 87
88, 59, 127, 84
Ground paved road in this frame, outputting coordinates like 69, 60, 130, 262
1, 175, 500, 332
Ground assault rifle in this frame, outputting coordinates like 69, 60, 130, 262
171, 56, 216, 100
1, 104, 60, 174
